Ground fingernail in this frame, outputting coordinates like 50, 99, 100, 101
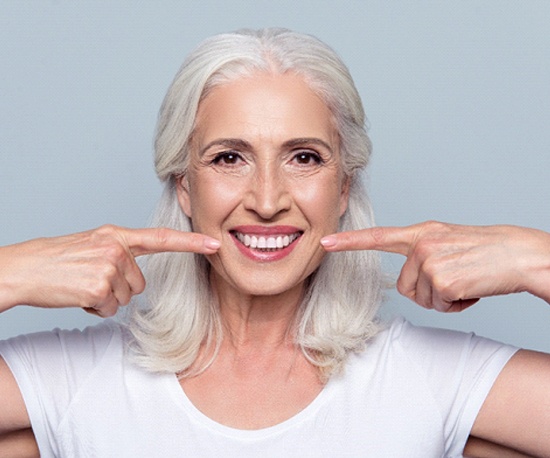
320, 236, 336, 248
204, 239, 221, 250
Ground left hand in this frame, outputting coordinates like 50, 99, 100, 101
321, 221, 550, 312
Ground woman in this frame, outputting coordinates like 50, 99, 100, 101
1, 28, 549, 457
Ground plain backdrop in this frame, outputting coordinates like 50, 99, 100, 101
1, 1, 549, 352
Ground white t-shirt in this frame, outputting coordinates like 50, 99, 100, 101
0, 318, 517, 458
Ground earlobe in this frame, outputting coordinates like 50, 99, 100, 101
339, 176, 351, 217
176, 175, 193, 218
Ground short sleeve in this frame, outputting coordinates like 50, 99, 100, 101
0, 320, 122, 457
392, 319, 519, 456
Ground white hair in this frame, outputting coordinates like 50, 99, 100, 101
126, 28, 382, 380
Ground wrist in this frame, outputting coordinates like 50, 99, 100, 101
521, 228, 550, 304
0, 245, 26, 312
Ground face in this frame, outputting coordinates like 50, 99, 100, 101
177, 72, 349, 299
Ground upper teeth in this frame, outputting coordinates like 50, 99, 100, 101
235, 232, 300, 249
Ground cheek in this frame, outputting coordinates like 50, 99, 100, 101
189, 176, 244, 231
295, 178, 343, 227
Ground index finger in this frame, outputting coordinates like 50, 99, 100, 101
121, 227, 221, 257
320, 226, 416, 255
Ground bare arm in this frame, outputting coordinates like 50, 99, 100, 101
464, 435, 533, 458
0, 356, 30, 435
471, 350, 550, 457
0, 225, 220, 316
0, 428, 39, 458
0, 224, 220, 435
322, 221, 550, 311
322, 221, 550, 455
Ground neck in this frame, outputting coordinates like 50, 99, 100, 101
210, 274, 306, 351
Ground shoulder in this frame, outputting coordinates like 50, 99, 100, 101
339, 318, 519, 454
367, 316, 518, 362
0, 319, 129, 383
347, 317, 518, 408
1, 318, 124, 352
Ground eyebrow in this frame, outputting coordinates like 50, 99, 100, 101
199, 138, 251, 156
199, 137, 334, 156
282, 137, 334, 153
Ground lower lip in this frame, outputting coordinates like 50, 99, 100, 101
231, 234, 300, 262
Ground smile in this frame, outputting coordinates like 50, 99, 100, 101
232, 231, 302, 251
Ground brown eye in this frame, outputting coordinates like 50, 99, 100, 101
212, 151, 243, 165
293, 151, 323, 165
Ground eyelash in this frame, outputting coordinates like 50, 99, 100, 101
291, 150, 324, 166
211, 151, 243, 166
209, 150, 325, 168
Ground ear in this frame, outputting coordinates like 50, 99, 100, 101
339, 175, 351, 217
176, 174, 193, 218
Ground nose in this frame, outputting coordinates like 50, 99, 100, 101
243, 161, 291, 220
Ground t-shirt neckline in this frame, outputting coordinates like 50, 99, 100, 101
167, 371, 338, 439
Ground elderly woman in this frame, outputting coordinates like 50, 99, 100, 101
0, 28, 549, 457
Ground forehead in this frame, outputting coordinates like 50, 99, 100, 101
193, 72, 338, 147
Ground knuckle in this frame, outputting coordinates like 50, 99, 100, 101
432, 275, 454, 299
396, 276, 414, 299
395, 280, 408, 297
97, 261, 118, 280
103, 243, 126, 262
96, 224, 118, 235
132, 277, 146, 295
370, 226, 387, 246
153, 228, 171, 250
423, 220, 446, 231
88, 280, 112, 303
118, 294, 131, 306
97, 306, 117, 318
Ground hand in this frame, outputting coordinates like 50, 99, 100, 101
321, 221, 550, 312
0, 225, 220, 317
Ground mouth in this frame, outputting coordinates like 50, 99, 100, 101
231, 231, 302, 252
228, 226, 303, 261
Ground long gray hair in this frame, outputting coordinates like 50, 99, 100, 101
127, 28, 382, 380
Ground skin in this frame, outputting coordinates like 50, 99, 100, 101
0, 225, 221, 444
0, 225, 220, 316
323, 222, 550, 456
1, 73, 550, 454
177, 72, 348, 303
0, 428, 39, 458
176, 72, 348, 428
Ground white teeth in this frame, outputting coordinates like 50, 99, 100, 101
235, 232, 300, 250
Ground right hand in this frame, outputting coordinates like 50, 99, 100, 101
322, 221, 550, 312
0, 225, 220, 317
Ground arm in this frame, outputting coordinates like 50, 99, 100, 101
0, 225, 220, 316
0, 428, 39, 458
471, 349, 550, 457
322, 221, 550, 311
0, 225, 220, 436
322, 221, 550, 455
0, 356, 30, 435
464, 435, 533, 458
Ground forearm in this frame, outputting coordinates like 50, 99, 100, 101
464, 435, 533, 458
0, 244, 24, 313
0, 428, 39, 458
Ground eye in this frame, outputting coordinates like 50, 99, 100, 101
211, 151, 243, 166
292, 150, 324, 166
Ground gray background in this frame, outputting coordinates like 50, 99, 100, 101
1, 1, 549, 351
